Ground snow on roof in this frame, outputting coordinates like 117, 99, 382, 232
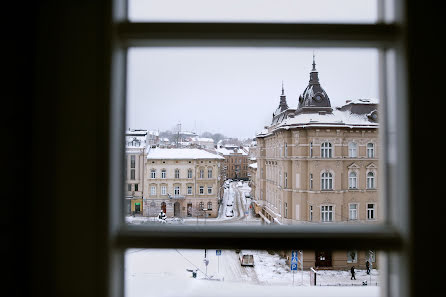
147, 130, 159, 136
192, 137, 214, 143
257, 109, 378, 137
216, 147, 248, 156
146, 148, 224, 160
345, 98, 379, 105
126, 129, 147, 135
125, 135, 147, 148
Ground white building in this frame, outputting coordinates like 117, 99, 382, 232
143, 148, 225, 218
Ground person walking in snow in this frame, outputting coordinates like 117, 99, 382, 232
366, 260, 370, 275
350, 266, 356, 280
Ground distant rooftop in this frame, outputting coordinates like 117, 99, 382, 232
146, 148, 224, 160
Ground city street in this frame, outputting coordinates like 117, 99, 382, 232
126, 248, 379, 297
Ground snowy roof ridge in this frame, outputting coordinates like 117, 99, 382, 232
146, 148, 224, 160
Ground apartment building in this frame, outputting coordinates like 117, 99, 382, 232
125, 129, 148, 215
143, 148, 224, 218
216, 145, 249, 180
255, 59, 379, 269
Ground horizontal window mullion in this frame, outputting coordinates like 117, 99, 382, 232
115, 22, 401, 47
114, 225, 403, 251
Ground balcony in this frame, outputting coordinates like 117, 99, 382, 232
167, 194, 186, 200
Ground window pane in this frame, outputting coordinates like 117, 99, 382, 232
125, 47, 381, 227
129, 0, 379, 23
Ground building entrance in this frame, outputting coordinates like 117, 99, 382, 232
134, 203, 141, 213
174, 202, 180, 217
187, 203, 192, 217
161, 202, 166, 214
315, 250, 332, 267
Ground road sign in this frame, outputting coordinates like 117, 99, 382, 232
291, 250, 298, 258
291, 263, 298, 271
216, 250, 222, 256
244, 211, 248, 215
291, 257, 298, 263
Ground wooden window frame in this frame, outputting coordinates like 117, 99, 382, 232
105, 1, 412, 297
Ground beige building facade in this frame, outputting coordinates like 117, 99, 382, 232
125, 129, 148, 215
143, 148, 224, 218
254, 59, 379, 269
216, 145, 249, 180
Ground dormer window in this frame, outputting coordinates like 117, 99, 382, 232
314, 93, 323, 102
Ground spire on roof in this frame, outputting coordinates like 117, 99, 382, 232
312, 51, 316, 71
279, 81, 288, 111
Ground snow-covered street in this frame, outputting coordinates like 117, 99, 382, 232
126, 181, 261, 225
126, 248, 380, 297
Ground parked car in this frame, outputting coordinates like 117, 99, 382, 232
239, 252, 254, 266
226, 201, 233, 207
225, 209, 234, 217
244, 193, 251, 198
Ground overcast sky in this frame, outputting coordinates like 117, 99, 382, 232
126, 1, 379, 139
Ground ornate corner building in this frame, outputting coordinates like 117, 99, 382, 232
253, 57, 379, 269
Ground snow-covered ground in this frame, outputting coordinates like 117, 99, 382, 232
126, 181, 261, 225
125, 249, 379, 297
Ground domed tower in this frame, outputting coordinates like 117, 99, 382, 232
296, 55, 332, 115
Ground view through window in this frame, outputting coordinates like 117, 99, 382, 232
124, 47, 384, 296
119, 1, 400, 296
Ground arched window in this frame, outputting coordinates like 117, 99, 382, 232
199, 169, 204, 179
349, 171, 358, 189
207, 168, 212, 178
348, 142, 357, 157
367, 172, 375, 189
199, 202, 204, 210
321, 142, 333, 158
150, 169, 156, 179
207, 202, 212, 210
367, 143, 375, 158
187, 169, 193, 178
321, 171, 333, 190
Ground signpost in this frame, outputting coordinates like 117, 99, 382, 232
291, 250, 299, 285
216, 250, 222, 274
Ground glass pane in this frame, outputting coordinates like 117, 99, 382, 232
128, 0, 379, 23
125, 249, 381, 296
125, 48, 381, 226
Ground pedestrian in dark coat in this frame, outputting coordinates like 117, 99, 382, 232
350, 266, 356, 280
366, 260, 370, 275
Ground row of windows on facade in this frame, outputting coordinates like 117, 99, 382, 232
148, 185, 214, 196
282, 203, 377, 222
346, 250, 376, 263
149, 160, 213, 164
152, 201, 214, 211
271, 142, 376, 158
227, 158, 247, 163
226, 165, 248, 170
148, 168, 213, 179
265, 171, 377, 190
